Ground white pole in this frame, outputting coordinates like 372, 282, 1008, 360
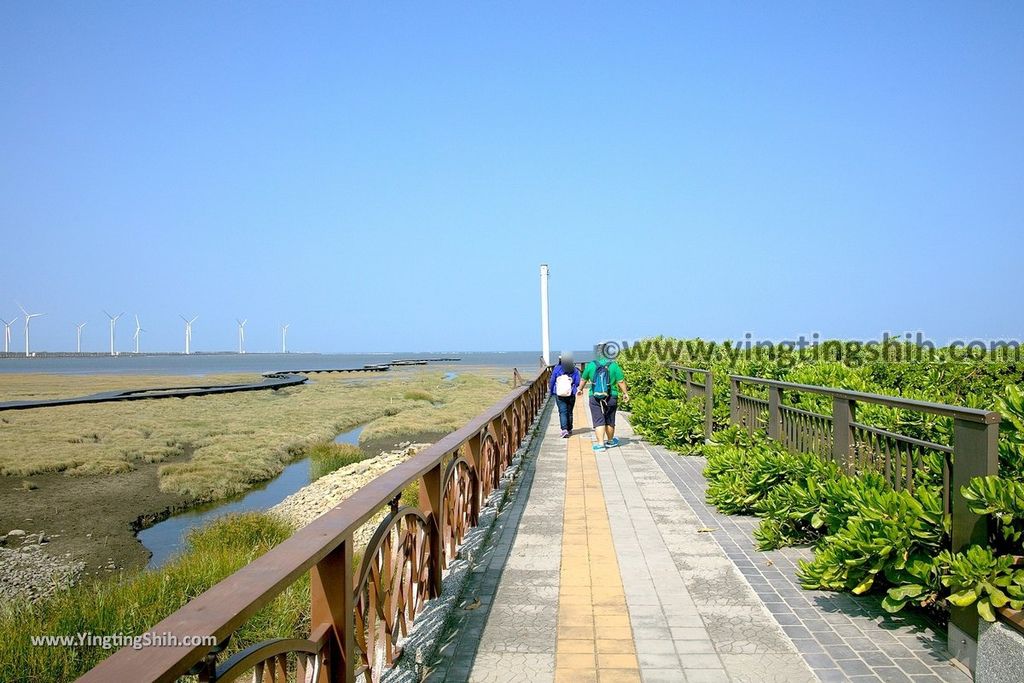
540, 264, 551, 366
24, 318, 30, 357
109, 319, 115, 356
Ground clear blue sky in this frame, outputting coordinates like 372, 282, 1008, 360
1, 2, 1021, 353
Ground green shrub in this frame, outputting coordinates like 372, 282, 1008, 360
881, 554, 944, 614
998, 384, 1024, 478
962, 475, 1024, 548
307, 442, 364, 480
939, 546, 1024, 622
797, 484, 946, 595
704, 435, 829, 516
0, 513, 304, 681
629, 393, 706, 452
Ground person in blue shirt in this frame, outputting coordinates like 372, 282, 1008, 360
549, 352, 581, 438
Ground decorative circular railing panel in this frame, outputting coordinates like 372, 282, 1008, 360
442, 457, 477, 569
210, 631, 326, 683
354, 508, 433, 683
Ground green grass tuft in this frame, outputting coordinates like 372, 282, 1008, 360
0, 512, 306, 681
402, 389, 435, 402
308, 442, 365, 481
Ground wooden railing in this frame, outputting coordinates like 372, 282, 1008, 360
78, 368, 551, 683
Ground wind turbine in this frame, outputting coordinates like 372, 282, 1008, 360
76, 322, 87, 353
17, 303, 44, 357
180, 315, 198, 354
1, 317, 15, 354
133, 315, 145, 354
103, 310, 124, 356
281, 323, 289, 354
236, 318, 247, 354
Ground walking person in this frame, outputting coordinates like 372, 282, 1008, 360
550, 352, 581, 438
578, 353, 629, 451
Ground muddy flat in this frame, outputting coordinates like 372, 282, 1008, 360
0, 456, 189, 579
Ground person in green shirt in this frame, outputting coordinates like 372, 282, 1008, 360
577, 355, 629, 451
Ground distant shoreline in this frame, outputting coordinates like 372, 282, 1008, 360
0, 351, 318, 359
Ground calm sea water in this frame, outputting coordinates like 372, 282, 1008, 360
0, 351, 551, 375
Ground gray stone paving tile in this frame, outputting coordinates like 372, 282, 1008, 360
594, 418, 813, 683
873, 667, 914, 682
682, 669, 730, 683
839, 658, 876, 676
804, 652, 838, 669
467, 653, 554, 683
648, 445, 972, 683
428, 407, 564, 683
641, 670, 690, 683
635, 639, 676, 654
860, 650, 894, 668
890, 658, 939, 676
717, 653, 818, 682
673, 639, 716, 654
638, 652, 684, 669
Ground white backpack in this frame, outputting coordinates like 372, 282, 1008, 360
555, 373, 573, 397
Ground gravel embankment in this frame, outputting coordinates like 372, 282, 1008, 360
271, 442, 432, 550
0, 531, 85, 603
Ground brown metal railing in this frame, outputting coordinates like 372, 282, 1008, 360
667, 364, 714, 441
78, 368, 551, 683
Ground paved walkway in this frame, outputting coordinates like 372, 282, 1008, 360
652, 450, 970, 683
428, 399, 969, 682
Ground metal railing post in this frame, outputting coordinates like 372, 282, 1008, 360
310, 536, 355, 683
419, 462, 444, 599
947, 418, 1000, 671
768, 385, 783, 441
703, 371, 714, 441
729, 377, 740, 425
831, 397, 855, 473
466, 433, 483, 521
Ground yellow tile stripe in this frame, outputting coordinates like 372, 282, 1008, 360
555, 399, 639, 683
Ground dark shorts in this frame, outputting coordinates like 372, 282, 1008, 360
589, 396, 618, 427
